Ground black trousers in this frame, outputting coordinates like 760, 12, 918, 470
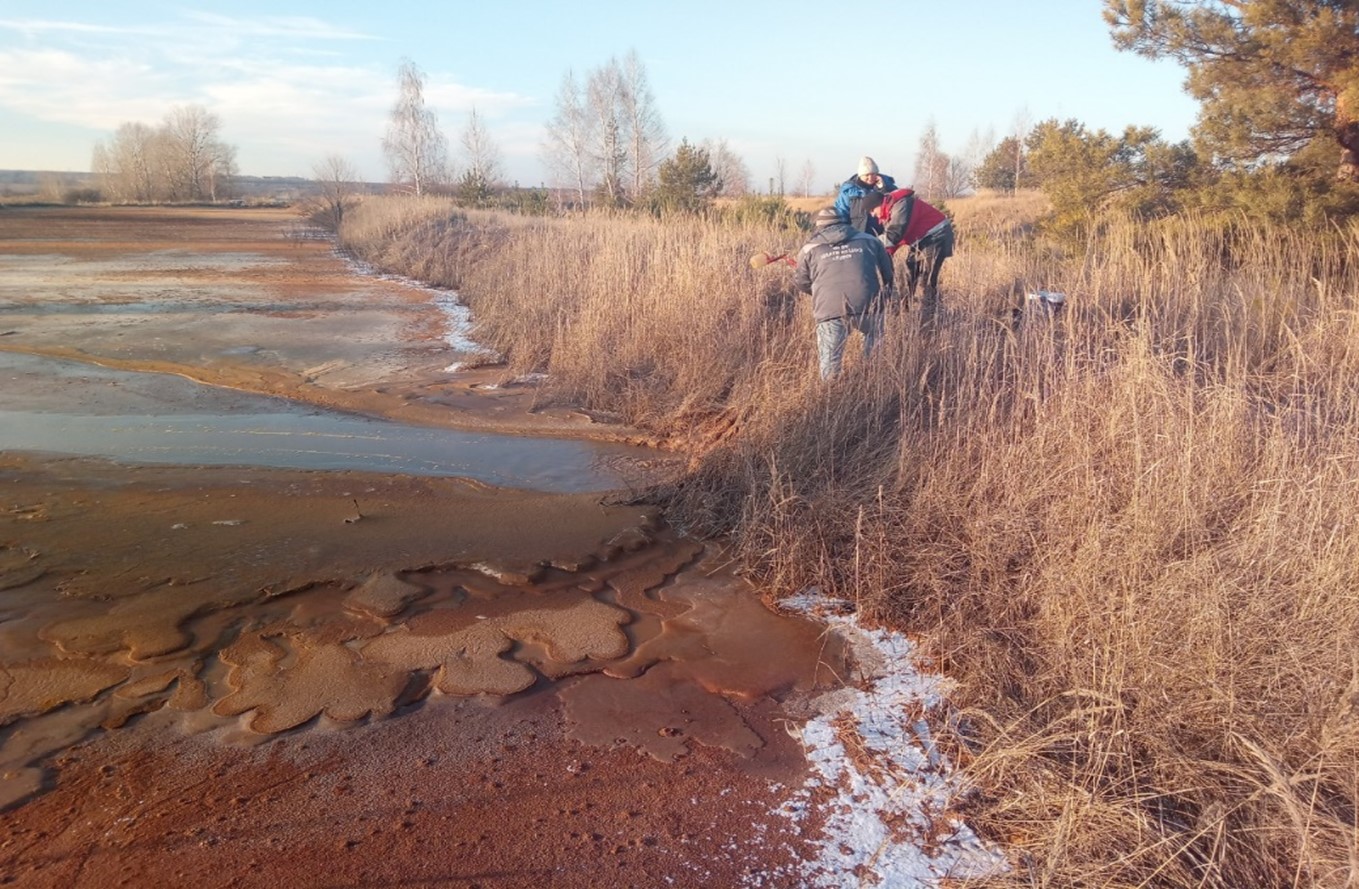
903, 222, 954, 324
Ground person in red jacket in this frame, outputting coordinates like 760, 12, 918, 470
871, 188, 955, 325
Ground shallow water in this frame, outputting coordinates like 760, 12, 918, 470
0, 352, 649, 493
0, 211, 846, 838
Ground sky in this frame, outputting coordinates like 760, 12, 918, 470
0, 2, 1203, 192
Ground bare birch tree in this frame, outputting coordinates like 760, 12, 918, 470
543, 52, 668, 208
161, 104, 226, 201
798, 159, 816, 198
620, 50, 667, 200
913, 120, 951, 202
542, 69, 597, 207
587, 60, 629, 206
702, 138, 751, 197
938, 127, 992, 198
774, 156, 787, 196
458, 107, 503, 205
382, 59, 450, 197
1011, 107, 1032, 194
312, 154, 362, 228
92, 111, 236, 204
92, 121, 160, 202
203, 141, 237, 202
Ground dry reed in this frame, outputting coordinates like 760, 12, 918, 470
337, 195, 1359, 887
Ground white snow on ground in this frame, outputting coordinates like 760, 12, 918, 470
777, 590, 1008, 888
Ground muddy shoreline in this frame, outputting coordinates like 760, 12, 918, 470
0, 207, 848, 886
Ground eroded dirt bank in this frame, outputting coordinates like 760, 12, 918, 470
0, 206, 846, 887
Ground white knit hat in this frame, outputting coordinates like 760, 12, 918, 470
857, 156, 879, 177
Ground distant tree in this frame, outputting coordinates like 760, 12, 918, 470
620, 50, 667, 200
92, 122, 160, 202
702, 138, 751, 197
942, 156, 973, 199
975, 136, 1029, 193
798, 160, 816, 198
541, 69, 597, 207
948, 128, 992, 197
541, 54, 669, 209
382, 59, 450, 197
203, 141, 237, 202
655, 139, 721, 213
716, 194, 803, 230
90, 108, 236, 204
1105, 0, 1359, 182
36, 172, 67, 204
587, 59, 629, 207
457, 107, 503, 207
161, 104, 231, 201
1012, 107, 1032, 188
773, 156, 787, 196
312, 154, 362, 229
913, 121, 951, 201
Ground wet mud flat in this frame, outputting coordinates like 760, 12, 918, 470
0, 206, 643, 441
0, 454, 843, 888
0, 207, 853, 886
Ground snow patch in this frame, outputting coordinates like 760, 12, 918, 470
778, 590, 1008, 887
335, 249, 500, 368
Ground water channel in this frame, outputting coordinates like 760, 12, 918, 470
0, 350, 650, 493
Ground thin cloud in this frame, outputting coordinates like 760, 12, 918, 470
178, 12, 379, 42
0, 10, 544, 180
423, 79, 536, 117
0, 13, 376, 43
0, 49, 178, 128
0, 18, 165, 38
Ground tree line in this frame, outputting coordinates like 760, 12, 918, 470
91, 105, 237, 203
968, 1, 1359, 238
85, 1, 1359, 235
371, 52, 791, 217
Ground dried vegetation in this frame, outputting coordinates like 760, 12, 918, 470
338, 194, 1359, 887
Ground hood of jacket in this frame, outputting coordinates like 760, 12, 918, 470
808, 221, 855, 247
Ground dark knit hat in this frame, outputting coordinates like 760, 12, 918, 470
814, 206, 842, 229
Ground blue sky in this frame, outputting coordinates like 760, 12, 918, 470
0, 2, 1201, 191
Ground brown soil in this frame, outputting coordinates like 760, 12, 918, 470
0, 206, 843, 887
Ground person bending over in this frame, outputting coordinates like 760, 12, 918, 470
874, 187, 955, 326
794, 206, 896, 380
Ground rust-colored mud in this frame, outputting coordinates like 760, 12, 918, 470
0, 207, 848, 886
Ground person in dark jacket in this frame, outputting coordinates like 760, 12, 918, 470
833, 156, 896, 235
873, 187, 955, 326
794, 206, 896, 379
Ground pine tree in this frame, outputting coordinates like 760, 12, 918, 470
656, 139, 721, 213
1106, 0, 1359, 182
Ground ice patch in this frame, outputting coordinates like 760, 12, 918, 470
778, 589, 1008, 887
335, 249, 500, 368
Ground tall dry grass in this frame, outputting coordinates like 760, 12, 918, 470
337, 195, 1359, 887
339, 199, 818, 435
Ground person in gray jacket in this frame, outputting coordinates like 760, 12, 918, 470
794, 206, 896, 380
